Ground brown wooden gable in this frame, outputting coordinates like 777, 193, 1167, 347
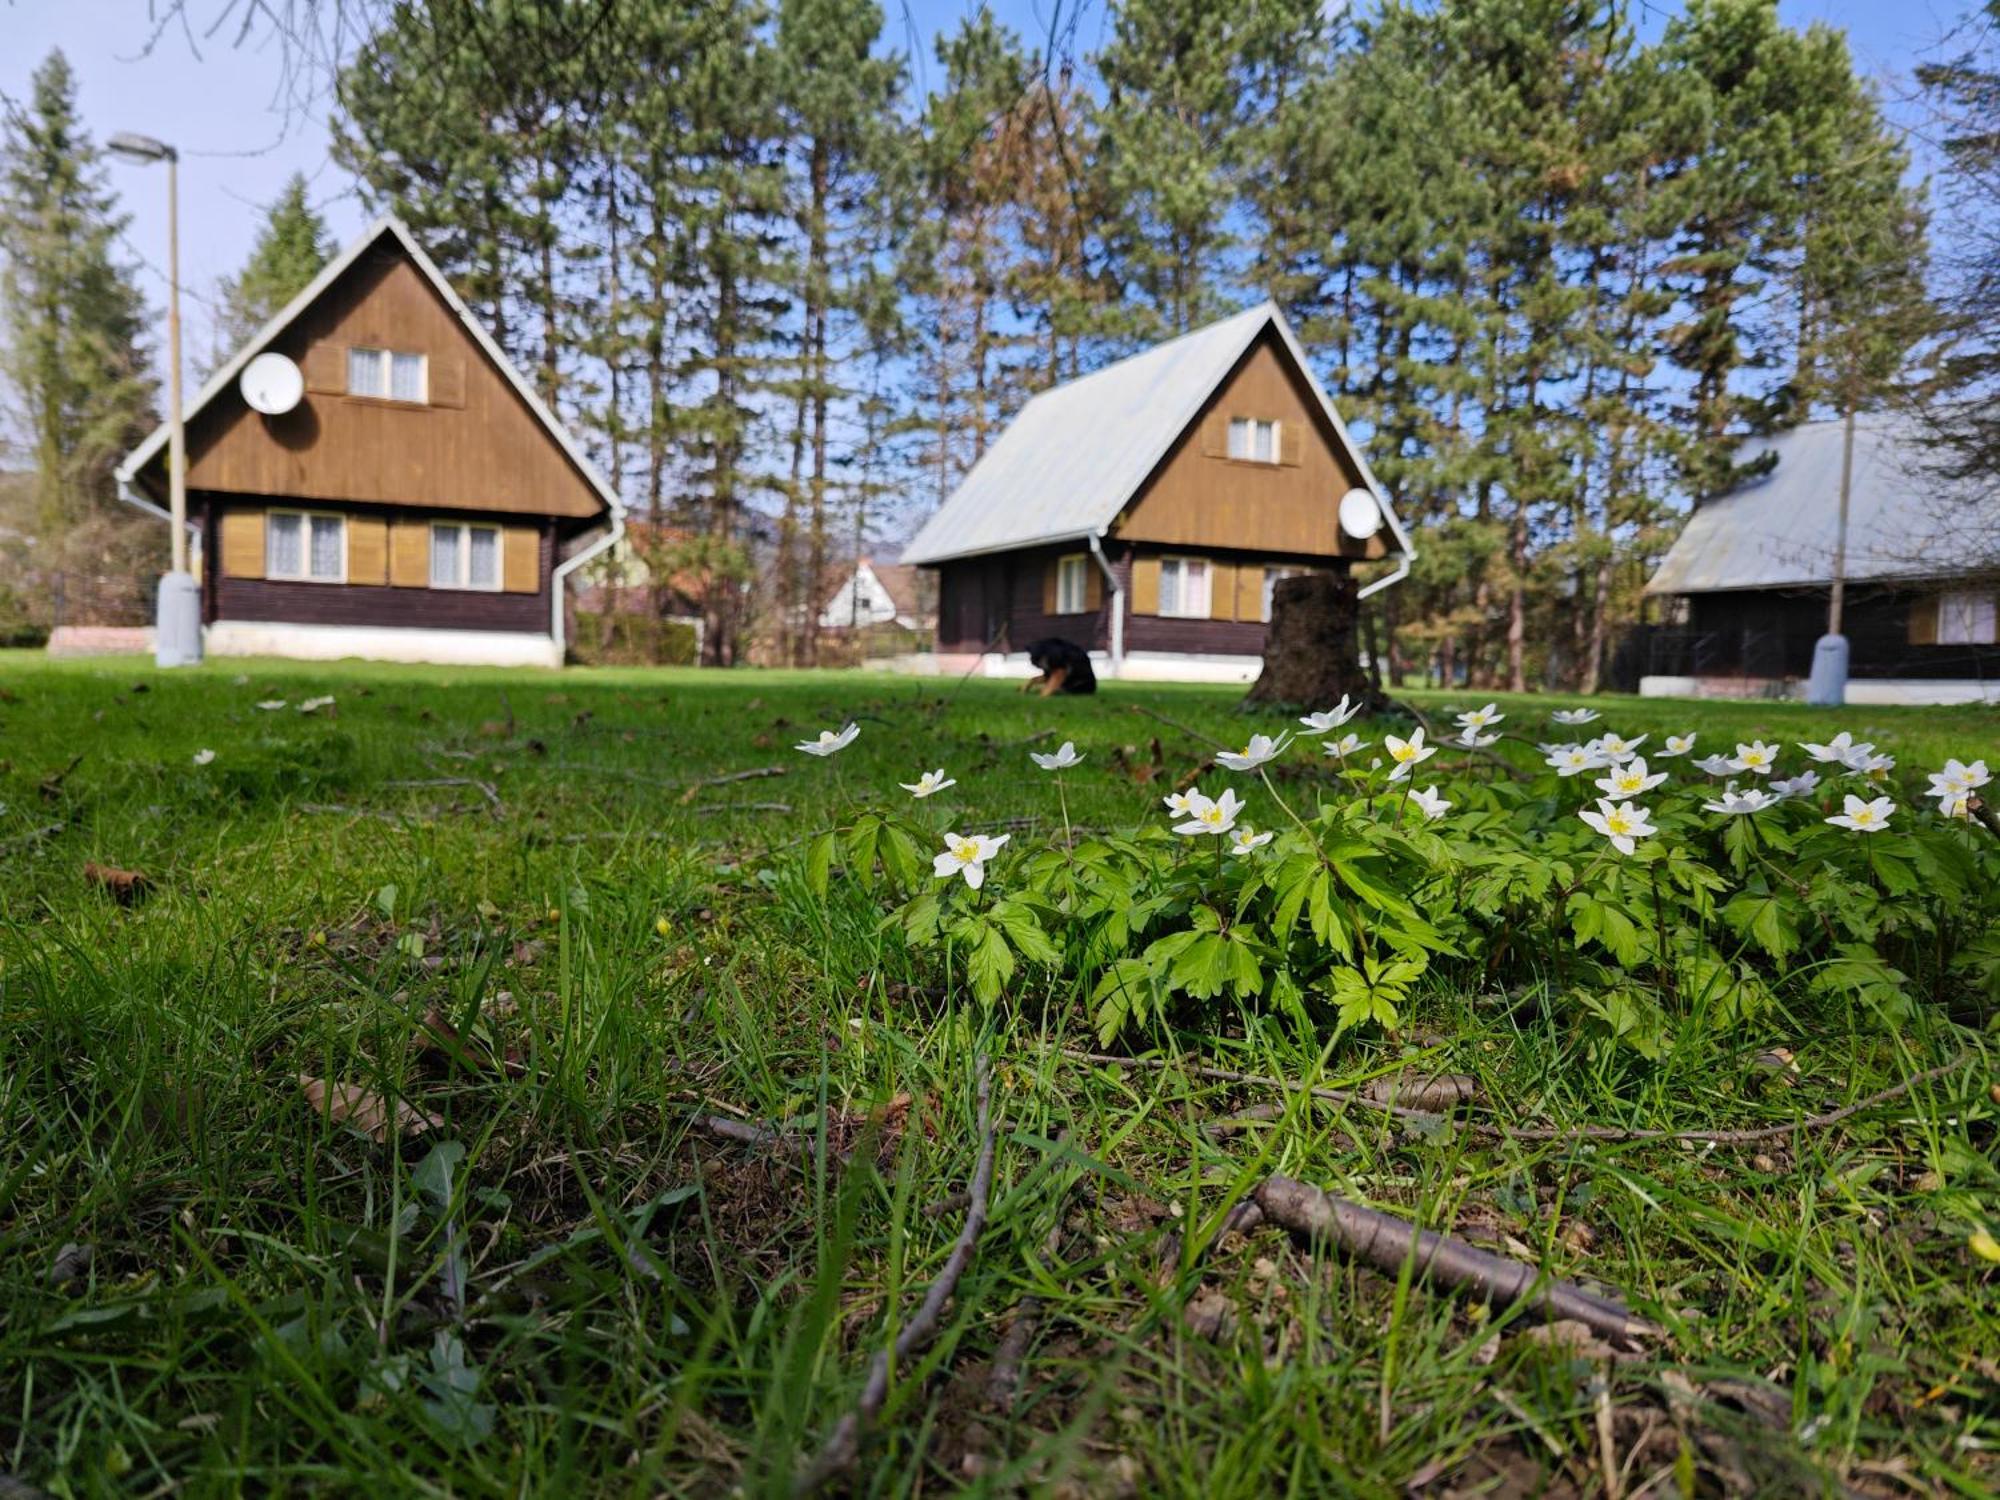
137, 236, 604, 521
1112, 329, 1388, 561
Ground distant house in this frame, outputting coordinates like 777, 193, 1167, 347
819, 558, 932, 633
569, 520, 706, 663
899, 302, 1414, 683
116, 216, 623, 668
1641, 416, 2000, 704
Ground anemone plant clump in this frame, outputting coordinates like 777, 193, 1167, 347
792, 710, 2000, 1053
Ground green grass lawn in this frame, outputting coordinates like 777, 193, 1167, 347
2, 652, 1997, 1496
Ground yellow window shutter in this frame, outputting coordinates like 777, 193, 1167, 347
1279, 421, 1303, 466
502, 525, 540, 593
220, 508, 265, 579
1042, 560, 1059, 615
1132, 556, 1161, 615
1907, 595, 1938, 645
301, 344, 343, 394
1209, 561, 1237, 621
347, 516, 388, 585
390, 518, 430, 587
1200, 409, 1228, 458
1084, 559, 1102, 611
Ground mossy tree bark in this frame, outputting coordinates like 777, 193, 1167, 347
1244, 571, 1379, 709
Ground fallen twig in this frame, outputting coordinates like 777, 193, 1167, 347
689, 1113, 852, 1167
1059, 1047, 1448, 1126
678, 765, 787, 804
1250, 1174, 1656, 1351
383, 777, 504, 816
795, 1058, 998, 1495
297, 802, 405, 826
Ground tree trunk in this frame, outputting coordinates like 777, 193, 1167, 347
1245, 573, 1377, 709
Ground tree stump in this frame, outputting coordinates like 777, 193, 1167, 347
1244, 571, 1377, 708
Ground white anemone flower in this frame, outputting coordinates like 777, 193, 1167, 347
1594, 756, 1666, 798
1728, 741, 1780, 775
1406, 785, 1452, 822
1172, 787, 1245, 836
1692, 753, 1738, 776
1935, 790, 1973, 820
1455, 728, 1499, 748
1826, 794, 1895, 833
1579, 798, 1656, 856
1592, 732, 1647, 764
1299, 698, 1362, 733
1382, 727, 1437, 783
1030, 740, 1083, 770
797, 722, 860, 757
900, 769, 956, 799
1769, 770, 1820, 800
1704, 786, 1778, 816
1455, 702, 1505, 730
1855, 752, 1896, 779
1323, 733, 1371, 760
1546, 744, 1610, 778
1162, 789, 1196, 817
932, 831, 1010, 888
298, 695, 336, 714
1657, 733, 1698, 757
192, 748, 215, 767
1216, 732, 1293, 772
255, 700, 287, 711
1551, 708, 1601, 725
1227, 826, 1275, 856
1800, 731, 1869, 765
1929, 758, 1991, 799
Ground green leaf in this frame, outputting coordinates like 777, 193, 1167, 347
964, 919, 1014, 1005
805, 831, 837, 900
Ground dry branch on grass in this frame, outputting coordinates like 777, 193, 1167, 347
794, 1058, 998, 1496
678, 765, 787, 804
1059, 1047, 1451, 1126
383, 777, 504, 816
1246, 1174, 1657, 1351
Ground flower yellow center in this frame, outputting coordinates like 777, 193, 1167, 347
1394, 744, 1416, 761
1200, 805, 1225, 825
1606, 810, 1635, 834
952, 839, 980, 863
1852, 808, 1876, 825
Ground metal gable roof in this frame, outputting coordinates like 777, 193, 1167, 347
115, 214, 621, 518
899, 301, 1413, 566
1646, 415, 1996, 596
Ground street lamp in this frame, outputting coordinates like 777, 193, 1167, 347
108, 130, 201, 668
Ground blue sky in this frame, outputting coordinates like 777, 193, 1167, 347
0, 0, 1973, 383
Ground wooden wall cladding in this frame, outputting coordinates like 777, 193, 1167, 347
159, 242, 603, 520
220, 510, 265, 579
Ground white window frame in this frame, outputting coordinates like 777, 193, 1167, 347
346, 345, 429, 405
1157, 555, 1212, 619
1937, 588, 1998, 645
1055, 553, 1090, 615
429, 521, 504, 592
266, 508, 347, 583
1226, 417, 1280, 464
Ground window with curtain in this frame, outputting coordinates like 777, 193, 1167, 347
1158, 557, 1211, 618
266, 510, 343, 581
1055, 554, 1089, 614
1938, 589, 1998, 645
430, 522, 503, 590
1226, 417, 1279, 464
347, 346, 428, 404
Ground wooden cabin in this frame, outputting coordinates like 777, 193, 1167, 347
1641, 416, 2000, 705
899, 302, 1413, 683
117, 216, 622, 668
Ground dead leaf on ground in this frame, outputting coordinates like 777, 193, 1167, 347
1364, 1072, 1481, 1110
1182, 1286, 1237, 1341
47, 1242, 93, 1288
298, 1073, 441, 1143
477, 719, 511, 737
1509, 1318, 1632, 1363
83, 861, 150, 903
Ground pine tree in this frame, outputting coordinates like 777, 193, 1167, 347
213, 173, 331, 359
0, 50, 156, 543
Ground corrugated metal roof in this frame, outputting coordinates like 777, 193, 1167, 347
899, 301, 1412, 566
1646, 414, 1994, 595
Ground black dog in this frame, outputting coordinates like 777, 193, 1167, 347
1022, 637, 1097, 696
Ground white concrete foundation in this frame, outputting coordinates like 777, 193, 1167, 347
1640, 673, 2000, 707
205, 620, 562, 668
875, 649, 1264, 685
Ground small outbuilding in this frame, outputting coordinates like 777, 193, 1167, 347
898, 301, 1414, 684
1640, 416, 1999, 704
116, 215, 623, 668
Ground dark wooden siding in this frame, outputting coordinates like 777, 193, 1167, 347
200, 493, 553, 633
1683, 586, 1999, 681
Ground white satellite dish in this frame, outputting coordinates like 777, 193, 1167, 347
1338, 487, 1382, 540
240, 351, 304, 416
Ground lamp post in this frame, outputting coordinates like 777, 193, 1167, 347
108, 130, 201, 668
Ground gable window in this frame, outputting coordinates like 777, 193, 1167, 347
1227, 417, 1280, 464
430, 521, 502, 590
1938, 589, 1998, 645
1158, 556, 1211, 619
1055, 554, 1090, 614
347, 346, 428, 404
266, 509, 345, 583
